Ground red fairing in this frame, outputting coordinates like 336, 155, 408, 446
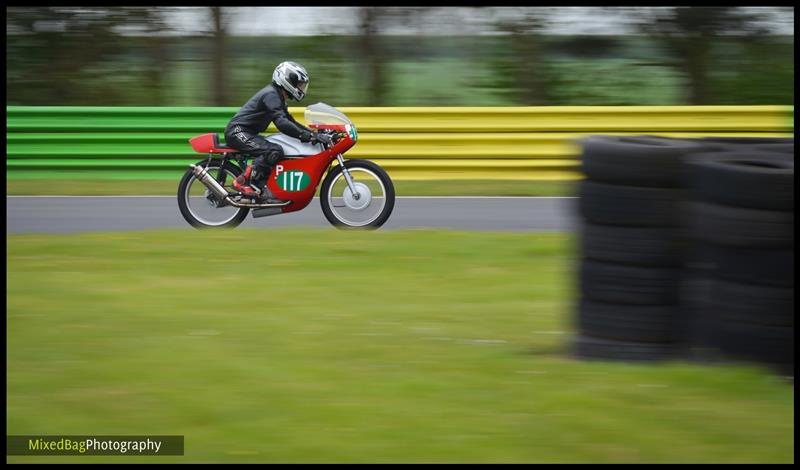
267, 132, 357, 214
188, 128, 357, 215
189, 133, 236, 153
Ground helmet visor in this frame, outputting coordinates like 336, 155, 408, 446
297, 80, 309, 95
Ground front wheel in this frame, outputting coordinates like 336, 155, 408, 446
320, 159, 395, 229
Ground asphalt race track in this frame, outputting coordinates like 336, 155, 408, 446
6, 196, 579, 234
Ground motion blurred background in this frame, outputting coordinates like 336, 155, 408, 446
6, 6, 794, 107
6, 7, 795, 464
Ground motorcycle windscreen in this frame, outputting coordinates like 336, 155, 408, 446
305, 102, 352, 126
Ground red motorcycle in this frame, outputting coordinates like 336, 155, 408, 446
178, 103, 395, 229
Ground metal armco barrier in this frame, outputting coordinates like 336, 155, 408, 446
6, 106, 793, 180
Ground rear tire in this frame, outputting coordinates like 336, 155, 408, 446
177, 159, 249, 229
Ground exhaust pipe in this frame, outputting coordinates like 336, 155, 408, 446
252, 207, 283, 218
189, 164, 291, 209
230, 200, 291, 208
190, 164, 230, 200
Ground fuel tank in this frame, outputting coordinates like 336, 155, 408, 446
264, 133, 324, 156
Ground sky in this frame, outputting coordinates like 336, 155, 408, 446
160, 7, 794, 36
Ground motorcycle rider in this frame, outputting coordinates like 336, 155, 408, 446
225, 61, 333, 203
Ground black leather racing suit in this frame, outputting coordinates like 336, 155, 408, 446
224, 83, 314, 186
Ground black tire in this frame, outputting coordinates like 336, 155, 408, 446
577, 299, 677, 343
580, 260, 681, 305
684, 151, 794, 210
704, 245, 794, 287
687, 201, 794, 248
682, 240, 719, 276
678, 276, 721, 356
753, 143, 794, 154
573, 335, 677, 362
320, 159, 395, 230
718, 321, 794, 367
709, 279, 794, 327
581, 223, 683, 267
699, 136, 795, 147
177, 159, 249, 229
579, 135, 709, 187
578, 180, 685, 227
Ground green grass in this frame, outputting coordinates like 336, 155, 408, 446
5, 179, 578, 196
7, 229, 794, 463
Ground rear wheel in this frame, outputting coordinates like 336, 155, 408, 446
177, 159, 249, 229
320, 159, 395, 229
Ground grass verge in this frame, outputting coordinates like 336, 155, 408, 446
7, 229, 793, 463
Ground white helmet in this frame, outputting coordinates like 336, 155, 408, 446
272, 61, 310, 101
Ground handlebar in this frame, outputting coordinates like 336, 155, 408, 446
312, 128, 343, 148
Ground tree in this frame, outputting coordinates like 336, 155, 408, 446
632, 7, 768, 104
210, 7, 227, 106
357, 7, 433, 106
6, 7, 171, 105
488, 7, 555, 105
358, 7, 386, 106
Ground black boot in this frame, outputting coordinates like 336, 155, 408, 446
257, 185, 286, 204
251, 167, 285, 204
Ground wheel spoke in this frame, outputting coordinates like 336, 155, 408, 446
183, 165, 244, 227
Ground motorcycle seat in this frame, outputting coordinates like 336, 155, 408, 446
212, 134, 232, 149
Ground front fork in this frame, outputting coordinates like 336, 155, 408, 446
336, 154, 360, 199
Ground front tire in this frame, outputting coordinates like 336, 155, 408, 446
177, 159, 250, 229
320, 159, 395, 230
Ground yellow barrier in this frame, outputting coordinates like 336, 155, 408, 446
289, 105, 793, 133
346, 131, 791, 159
287, 106, 794, 180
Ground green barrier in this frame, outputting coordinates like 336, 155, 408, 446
6, 106, 793, 180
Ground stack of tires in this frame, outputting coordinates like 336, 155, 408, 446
683, 140, 794, 375
574, 136, 708, 361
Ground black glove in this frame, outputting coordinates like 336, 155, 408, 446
298, 130, 314, 143
313, 131, 334, 146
